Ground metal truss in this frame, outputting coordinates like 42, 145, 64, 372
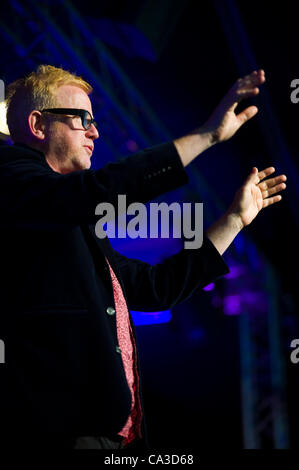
236, 258, 290, 448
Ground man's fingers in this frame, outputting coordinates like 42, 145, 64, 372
237, 69, 266, 88
224, 69, 265, 109
259, 174, 287, 190
259, 165, 286, 206
236, 88, 259, 100
232, 69, 265, 104
236, 106, 258, 124
234, 88, 259, 104
261, 182, 287, 198
263, 194, 282, 208
251, 166, 287, 185
257, 167, 276, 181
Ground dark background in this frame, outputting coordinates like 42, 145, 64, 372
0, 0, 298, 451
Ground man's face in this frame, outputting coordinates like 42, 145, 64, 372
43, 85, 99, 174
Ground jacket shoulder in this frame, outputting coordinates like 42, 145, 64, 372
0, 144, 47, 168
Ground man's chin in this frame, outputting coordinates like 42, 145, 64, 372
84, 160, 92, 170
81, 161, 91, 170
74, 156, 92, 171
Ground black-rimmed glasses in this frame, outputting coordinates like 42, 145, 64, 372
39, 108, 98, 131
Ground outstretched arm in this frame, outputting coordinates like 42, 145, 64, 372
174, 69, 265, 167
206, 166, 287, 255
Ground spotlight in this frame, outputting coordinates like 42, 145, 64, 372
0, 101, 10, 138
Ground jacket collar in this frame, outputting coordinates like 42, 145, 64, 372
12, 142, 51, 168
14, 142, 45, 158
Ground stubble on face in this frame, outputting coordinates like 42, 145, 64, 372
44, 85, 97, 174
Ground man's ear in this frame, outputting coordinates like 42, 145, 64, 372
28, 110, 46, 140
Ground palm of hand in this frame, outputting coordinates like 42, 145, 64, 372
229, 167, 286, 227
236, 182, 263, 227
214, 109, 242, 142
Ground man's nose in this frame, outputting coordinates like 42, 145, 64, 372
86, 124, 99, 140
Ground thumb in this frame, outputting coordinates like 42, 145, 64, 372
245, 167, 259, 185
237, 105, 258, 125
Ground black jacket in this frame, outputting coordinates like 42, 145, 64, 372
0, 142, 228, 445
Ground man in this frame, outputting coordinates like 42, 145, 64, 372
0, 65, 286, 449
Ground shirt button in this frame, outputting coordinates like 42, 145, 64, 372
116, 345, 122, 354
106, 306, 115, 315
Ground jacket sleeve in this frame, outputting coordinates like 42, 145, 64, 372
110, 236, 229, 311
0, 142, 188, 226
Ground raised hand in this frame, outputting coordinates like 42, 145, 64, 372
228, 166, 287, 228
203, 70, 266, 143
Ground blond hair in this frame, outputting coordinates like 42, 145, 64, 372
5, 64, 93, 141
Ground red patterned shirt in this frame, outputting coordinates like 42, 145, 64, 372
105, 258, 143, 446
